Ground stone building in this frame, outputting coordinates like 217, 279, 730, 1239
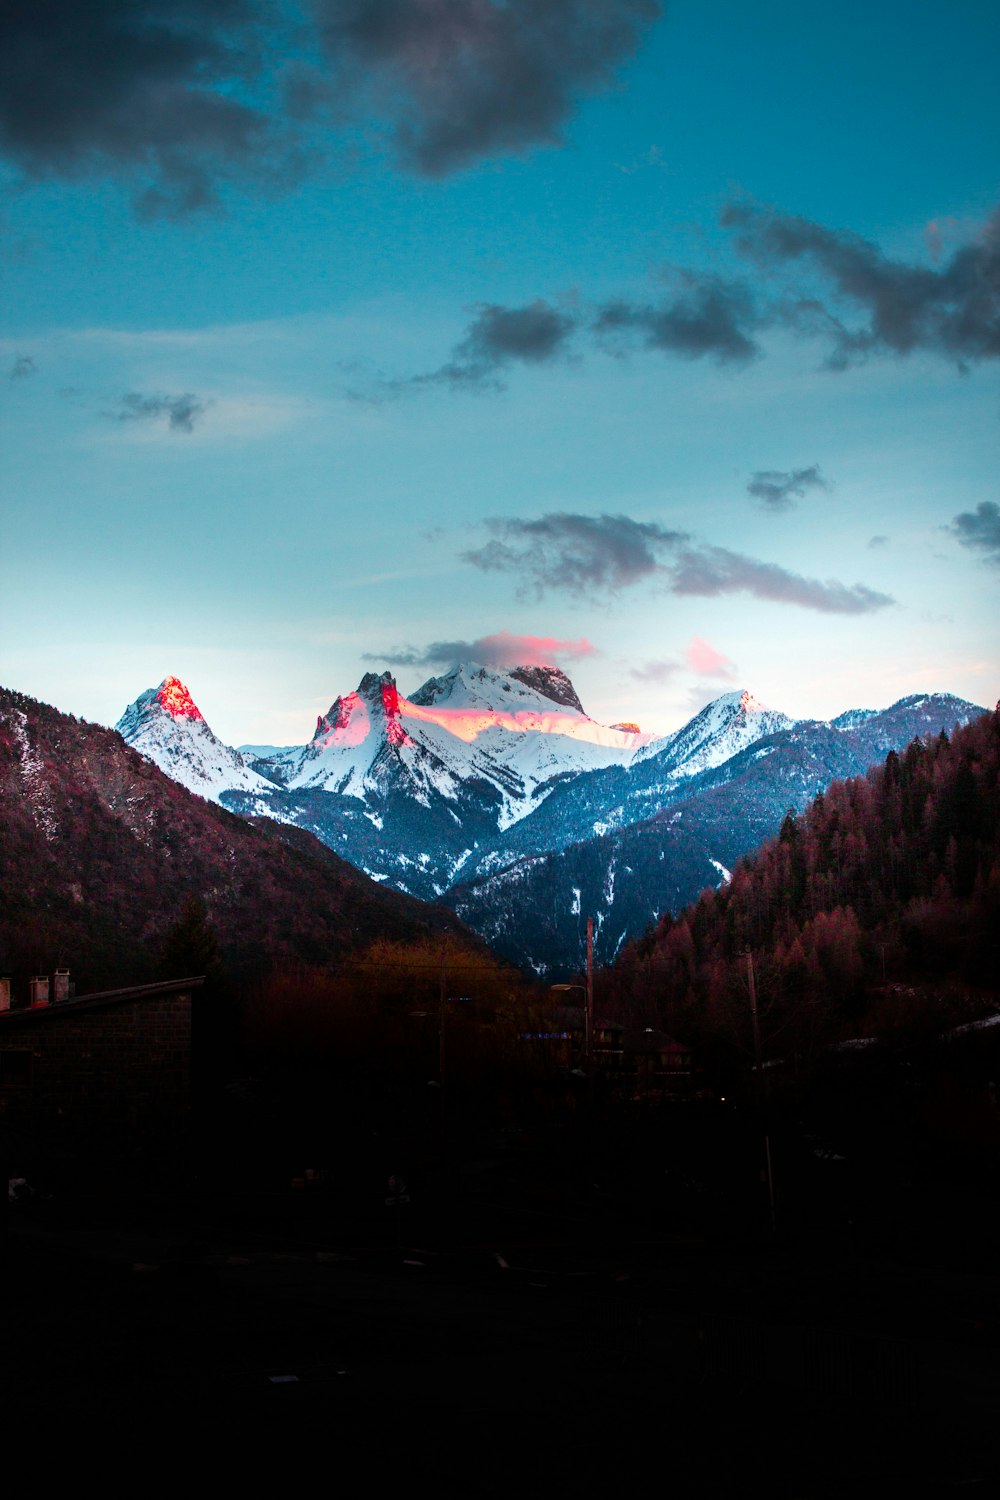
0, 976, 203, 1167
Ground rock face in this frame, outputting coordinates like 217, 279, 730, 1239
113, 664, 987, 974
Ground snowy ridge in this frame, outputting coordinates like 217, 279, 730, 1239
634, 689, 794, 784
250, 662, 649, 827
116, 676, 278, 802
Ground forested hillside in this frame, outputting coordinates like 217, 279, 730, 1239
606, 706, 1000, 1051
0, 686, 469, 996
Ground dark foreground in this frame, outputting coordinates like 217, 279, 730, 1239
4, 1107, 999, 1496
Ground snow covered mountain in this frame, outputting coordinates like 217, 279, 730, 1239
115, 676, 278, 802
445, 691, 987, 973
634, 689, 793, 779
248, 663, 648, 829
446, 686, 797, 883
116, 662, 649, 896
114, 665, 987, 972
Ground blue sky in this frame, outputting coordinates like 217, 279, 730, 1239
1, 0, 997, 745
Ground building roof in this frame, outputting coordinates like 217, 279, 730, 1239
0, 976, 204, 1027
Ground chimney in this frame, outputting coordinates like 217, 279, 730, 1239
30, 975, 50, 1007
0, 977, 10, 1013
53, 969, 71, 1003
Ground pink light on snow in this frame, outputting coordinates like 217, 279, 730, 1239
401, 698, 647, 748
157, 676, 204, 721
382, 681, 416, 748
313, 692, 371, 749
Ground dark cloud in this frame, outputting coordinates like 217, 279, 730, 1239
313, 0, 662, 176
462, 512, 687, 598
949, 501, 1000, 565
667, 544, 893, 614
371, 203, 1000, 401
366, 630, 598, 670
463, 510, 894, 615
868, 534, 889, 550
390, 269, 760, 398
431, 300, 578, 389
460, 301, 575, 366
595, 271, 761, 363
110, 392, 210, 433
723, 200, 1000, 369
0, 2, 291, 214
9, 354, 37, 380
1, 2, 661, 205
747, 464, 830, 511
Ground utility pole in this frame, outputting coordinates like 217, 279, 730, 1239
585, 916, 594, 1066
438, 940, 448, 1087
747, 948, 776, 1234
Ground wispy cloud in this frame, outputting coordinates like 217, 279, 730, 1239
949, 501, 1000, 565
685, 636, 737, 679
630, 658, 680, 684
463, 511, 894, 615
667, 543, 893, 615
108, 391, 210, 433
747, 464, 830, 512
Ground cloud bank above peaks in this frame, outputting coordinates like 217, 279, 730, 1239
463, 512, 894, 615
365, 630, 599, 671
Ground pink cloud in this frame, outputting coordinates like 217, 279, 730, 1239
685, 635, 737, 679
471, 631, 598, 668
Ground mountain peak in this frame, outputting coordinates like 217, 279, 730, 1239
633, 687, 793, 779
310, 670, 413, 756
709, 688, 766, 716
116, 677, 274, 802
357, 669, 397, 699
156, 675, 204, 721
508, 664, 584, 714
409, 661, 586, 714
